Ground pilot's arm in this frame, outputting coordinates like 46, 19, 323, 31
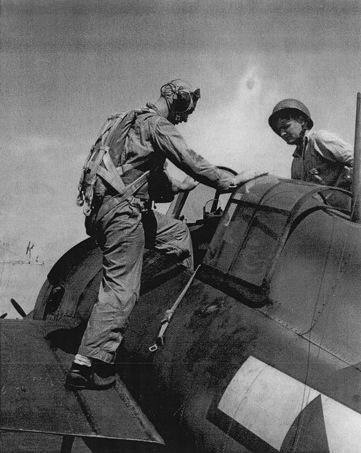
158, 160, 199, 193
152, 117, 266, 191
168, 174, 199, 193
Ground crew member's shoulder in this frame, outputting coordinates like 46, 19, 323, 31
308, 129, 353, 157
309, 129, 345, 143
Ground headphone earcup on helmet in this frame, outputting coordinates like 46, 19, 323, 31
172, 90, 191, 113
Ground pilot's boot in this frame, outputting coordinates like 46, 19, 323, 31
92, 360, 117, 389
65, 363, 92, 390
65, 360, 116, 391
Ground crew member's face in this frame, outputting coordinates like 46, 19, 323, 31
276, 118, 305, 145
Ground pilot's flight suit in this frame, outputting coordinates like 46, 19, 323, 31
77, 103, 236, 364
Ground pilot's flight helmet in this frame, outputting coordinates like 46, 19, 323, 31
268, 98, 314, 134
160, 79, 201, 117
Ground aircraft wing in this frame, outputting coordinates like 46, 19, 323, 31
0, 319, 165, 453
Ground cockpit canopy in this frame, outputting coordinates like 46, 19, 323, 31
202, 175, 352, 305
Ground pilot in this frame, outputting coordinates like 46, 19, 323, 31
268, 99, 353, 189
66, 78, 266, 390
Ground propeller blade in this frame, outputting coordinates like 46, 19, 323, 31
10, 298, 27, 318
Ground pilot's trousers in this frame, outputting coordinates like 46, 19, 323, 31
78, 199, 193, 363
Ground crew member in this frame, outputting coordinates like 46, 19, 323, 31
66, 79, 265, 390
268, 99, 353, 188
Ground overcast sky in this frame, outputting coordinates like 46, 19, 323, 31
0, 0, 360, 262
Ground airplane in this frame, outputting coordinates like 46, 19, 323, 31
1, 94, 361, 453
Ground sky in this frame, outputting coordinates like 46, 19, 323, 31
0, 0, 360, 265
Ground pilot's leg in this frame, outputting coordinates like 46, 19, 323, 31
65, 200, 145, 390
143, 210, 194, 271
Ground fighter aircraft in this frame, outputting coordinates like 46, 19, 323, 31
1, 96, 361, 453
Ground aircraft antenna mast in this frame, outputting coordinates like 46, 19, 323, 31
351, 92, 361, 223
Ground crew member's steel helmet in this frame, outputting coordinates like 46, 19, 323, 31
268, 98, 314, 134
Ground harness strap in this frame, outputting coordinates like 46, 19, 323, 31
118, 162, 137, 176
149, 265, 200, 353
81, 146, 109, 215
97, 150, 127, 193
95, 170, 150, 222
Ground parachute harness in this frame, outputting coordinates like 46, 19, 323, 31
77, 109, 154, 218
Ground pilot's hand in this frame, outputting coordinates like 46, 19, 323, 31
231, 170, 268, 187
181, 176, 199, 192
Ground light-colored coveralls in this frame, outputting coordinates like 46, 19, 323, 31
78, 104, 236, 363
